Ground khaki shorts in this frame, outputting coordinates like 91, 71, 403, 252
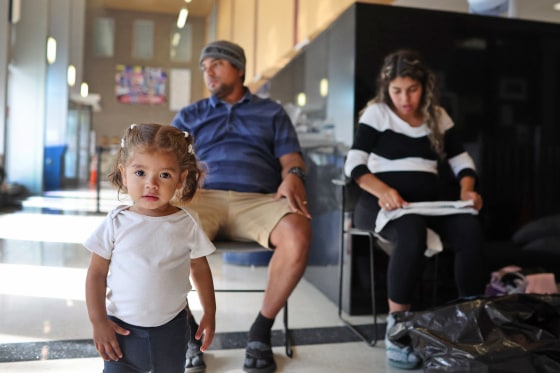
184, 189, 293, 249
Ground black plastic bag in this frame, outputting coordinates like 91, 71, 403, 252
389, 294, 560, 372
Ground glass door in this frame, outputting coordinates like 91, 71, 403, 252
64, 102, 92, 188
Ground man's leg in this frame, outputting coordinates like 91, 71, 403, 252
264, 213, 311, 318
243, 213, 311, 373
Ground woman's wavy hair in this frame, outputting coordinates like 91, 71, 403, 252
109, 123, 204, 202
363, 49, 444, 158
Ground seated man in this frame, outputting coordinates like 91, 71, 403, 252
172, 40, 312, 373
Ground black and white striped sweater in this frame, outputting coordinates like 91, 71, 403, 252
344, 103, 477, 203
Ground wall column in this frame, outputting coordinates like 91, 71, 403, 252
5, 0, 48, 193
0, 0, 9, 163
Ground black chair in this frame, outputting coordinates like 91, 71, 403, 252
213, 241, 293, 357
332, 178, 440, 347
332, 178, 380, 346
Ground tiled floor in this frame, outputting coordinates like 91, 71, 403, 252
0, 187, 420, 372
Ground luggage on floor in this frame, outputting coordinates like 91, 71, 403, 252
388, 294, 560, 373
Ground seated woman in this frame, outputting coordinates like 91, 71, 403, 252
344, 49, 488, 370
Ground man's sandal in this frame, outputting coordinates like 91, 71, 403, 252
243, 341, 276, 373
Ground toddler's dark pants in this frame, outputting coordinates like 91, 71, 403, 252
104, 310, 187, 373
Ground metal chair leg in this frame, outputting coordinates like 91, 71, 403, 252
337, 231, 378, 346
213, 240, 293, 357
432, 254, 439, 307
283, 301, 293, 357
335, 177, 378, 346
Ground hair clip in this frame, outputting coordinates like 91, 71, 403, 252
188, 144, 194, 154
121, 124, 136, 148
183, 131, 189, 138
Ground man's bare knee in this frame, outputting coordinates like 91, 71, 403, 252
270, 214, 311, 266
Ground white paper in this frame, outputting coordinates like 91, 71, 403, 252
169, 69, 191, 111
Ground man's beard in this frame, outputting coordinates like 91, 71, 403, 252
210, 81, 234, 99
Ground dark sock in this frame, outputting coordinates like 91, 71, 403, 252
248, 312, 275, 344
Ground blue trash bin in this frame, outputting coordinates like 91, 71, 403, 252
44, 145, 67, 191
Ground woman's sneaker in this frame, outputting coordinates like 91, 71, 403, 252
385, 313, 421, 370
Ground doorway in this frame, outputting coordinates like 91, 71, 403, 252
63, 102, 92, 188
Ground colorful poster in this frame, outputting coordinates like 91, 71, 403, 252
115, 65, 167, 104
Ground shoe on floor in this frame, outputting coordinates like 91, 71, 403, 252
385, 342, 421, 370
385, 313, 421, 370
243, 340, 276, 373
185, 339, 206, 373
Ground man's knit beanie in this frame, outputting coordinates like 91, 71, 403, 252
199, 40, 246, 77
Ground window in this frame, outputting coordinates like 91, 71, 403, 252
132, 20, 154, 59
170, 24, 192, 62
94, 18, 114, 57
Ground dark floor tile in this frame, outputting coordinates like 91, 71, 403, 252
0, 324, 386, 363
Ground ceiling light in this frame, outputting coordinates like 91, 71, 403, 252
554, 2, 560, 11
297, 92, 306, 107
67, 65, 76, 87
468, 0, 508, 15
80, 82, 89, 98
319, 78, 329, 97
184, 0, 192, 3
46, 37, 57, 64
177, 8, 188, 29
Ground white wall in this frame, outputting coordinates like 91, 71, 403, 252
45, 0, 70, 146
0, 0, 9, 163
5, 0, 85, 193
70, 0, 85, 99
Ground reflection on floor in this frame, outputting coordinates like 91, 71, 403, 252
0, 188, 420, 372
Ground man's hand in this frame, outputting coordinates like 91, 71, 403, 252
276, 174, 311, 219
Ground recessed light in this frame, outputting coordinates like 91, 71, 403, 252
177, 8, 188, 28
46, 37, 57, 64
554, 2, 560, 11
67, 65, 76, 87
80, 82, 89, 98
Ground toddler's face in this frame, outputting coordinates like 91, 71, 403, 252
120, 149, 186, 216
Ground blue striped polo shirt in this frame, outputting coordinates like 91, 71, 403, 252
172, 89, 301, 193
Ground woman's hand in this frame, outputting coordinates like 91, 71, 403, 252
377, 186, 408, 211
459, 176, 483, 211
461, 189, 483, 211
355, 173, 407, 211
